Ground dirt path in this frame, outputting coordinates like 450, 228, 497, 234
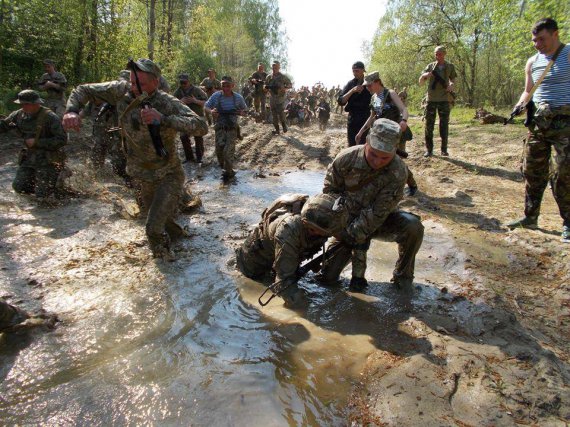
0, 112, 568, 426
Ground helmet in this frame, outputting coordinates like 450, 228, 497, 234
301, 193, 348, 235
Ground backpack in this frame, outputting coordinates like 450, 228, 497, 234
261, 193, 309, 227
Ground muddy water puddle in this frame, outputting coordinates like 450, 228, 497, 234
0, 168, 500, 426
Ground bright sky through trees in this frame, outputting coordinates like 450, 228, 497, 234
278, 0, 387, 87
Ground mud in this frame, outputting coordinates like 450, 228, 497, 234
0, 113, 568, 426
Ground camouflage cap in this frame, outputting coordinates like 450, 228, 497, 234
220, 76, 234, 84
301, 193, 348, 236
118, 69, 131, 81
43, 59, 55, 66
368, 118, 401, 153
178, 73, 189, 81
364, 71, 381, 85
14, 90, 44, 105
131, 58, 161, 77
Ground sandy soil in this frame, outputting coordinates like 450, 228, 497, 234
0, 111, 568, 426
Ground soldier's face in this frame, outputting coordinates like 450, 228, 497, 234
435, 51, 446, 62
364, 144, 395, 170
44, 64, 55, 74
272, 64, 280, 73
532, 29, 558, 54
22, 103, 41, 114
130, 71, 159, 96
221, 82, 234, 95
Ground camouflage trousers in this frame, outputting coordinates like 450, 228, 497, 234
522, 125, 570, 225
320, 211, 424, 282
398, 140, 417, 188
13, 162, 62, 199
424, 101, 451, 153
180, 134, 204, 163
214, 127, 237, 176
91, 125, 128, 179
137, 168, 184, 256
253, 92, 266, 116
270, 96, 287, 132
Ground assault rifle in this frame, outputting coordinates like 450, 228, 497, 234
264, 83, 280, 95
504, 100, 535, 126
431, 69, 456, 100
258, 243, 343, 306
95, 102, 114, 123
127, 59, 168, 158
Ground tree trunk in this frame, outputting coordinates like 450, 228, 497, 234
73, 0, 89, 82
148, 0, 156, 59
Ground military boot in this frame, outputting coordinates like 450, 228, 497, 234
392, 276, 414, 291
506, 216, 538, 230
349, 277, 368, 292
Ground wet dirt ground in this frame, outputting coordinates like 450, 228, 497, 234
0, 112, 568, 426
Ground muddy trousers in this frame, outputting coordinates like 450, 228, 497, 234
254, 93, 266, 116
424, 101, 451, 153
522, 127, 570, 226
215, 127, 237, 176
270, 98, 287, 132
180, 133, 204, 163
138, 170, 184, 256
320, 211, 424, 282
13, 163, 61, 199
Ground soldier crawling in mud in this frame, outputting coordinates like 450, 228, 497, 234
37, 59, 67, 118
63, 58, 208, 260
0, 90, 67, 204
319, 118, 424, 292
236, 193, 348, 307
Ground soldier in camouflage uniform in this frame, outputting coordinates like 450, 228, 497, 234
236, 193, 348, 307
320, 118, 424, 291
506, 18, 570, 242
173, 73, 208, 164
418, 46, 457, 157
200, 69, 222, 126
249, 63, 268, 117
37, 59, 67, 118
0, 90, 66, 202
63, 59, 208, 259
265, 61, 292, 135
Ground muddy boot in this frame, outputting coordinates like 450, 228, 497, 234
280, 286, 308, 309
349, 277, 368, 292
506, 216, 538, 230
282, 122, 288, 133
392, 276, 414, 291
272, 125, 280, 135
149, 234, 175, 262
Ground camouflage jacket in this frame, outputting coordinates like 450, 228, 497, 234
323, 145, 407, 243
38, 72, 67, 100
255, 213, 327, 287
200, 77, 221, 97
249, 71, 268, 94
66, 80, 208, 180
265, 73, 292, 100
173, 85, 208, 117
0, 106, 66, 166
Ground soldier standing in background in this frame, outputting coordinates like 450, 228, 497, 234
173, 73, 208, 164
265, 61, 292, 135
338, 61, 372, 146
249, 63, 268, 118
200, 69, 222, 126
37, 59, 67, 118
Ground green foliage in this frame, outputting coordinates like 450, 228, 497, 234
368, 0, 569, 108
0, 0, 287, 94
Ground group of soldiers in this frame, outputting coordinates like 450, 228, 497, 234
0, 17, 568, 321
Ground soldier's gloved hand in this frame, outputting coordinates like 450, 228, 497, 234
141, 107, 163, 125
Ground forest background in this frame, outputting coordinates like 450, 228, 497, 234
0, 0, 568, 115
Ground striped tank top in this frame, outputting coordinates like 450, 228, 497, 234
532, 44, 570, 107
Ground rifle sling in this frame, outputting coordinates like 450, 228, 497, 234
526, 43, 566, 104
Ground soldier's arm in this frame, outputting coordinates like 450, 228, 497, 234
161, 97, 208, 137
323, 159, 345, 194
338, 82, 355, 106
348, 180, 404, 243
0, 111, 19, 134
66, 81, 129, 114
419, 63, 433, 84
34, 113, 66, 151
516, 57, 535, 106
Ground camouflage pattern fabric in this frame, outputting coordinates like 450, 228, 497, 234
0, 106, 66, 199
424, 101, 451, 153
38, 71, 67, 117
66, 80, 208, 255
214, 127, 237, 176
265, 73, 291, 131
322, 145, 423, 280
523, 122, 570, 225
